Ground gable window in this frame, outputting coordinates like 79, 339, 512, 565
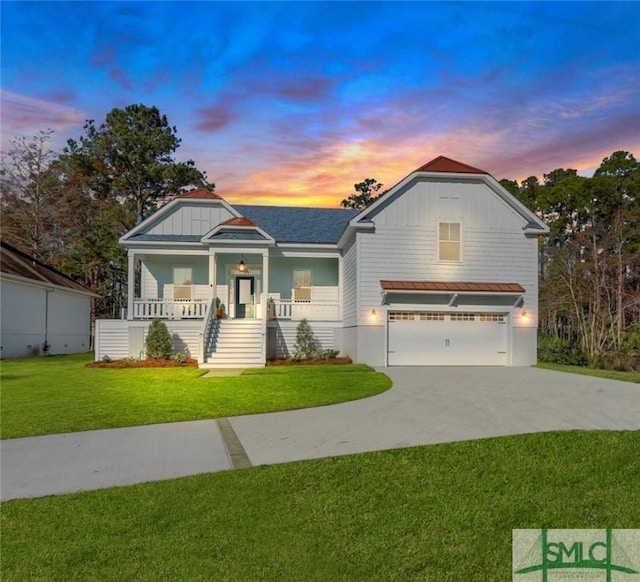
439, 222, 461, 261
173, 267, 193, 300
293, 269, 311, 301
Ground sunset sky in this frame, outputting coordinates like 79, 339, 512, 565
2, 1, 639, 206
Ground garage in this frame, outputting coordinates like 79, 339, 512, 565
387, 310, 509, 366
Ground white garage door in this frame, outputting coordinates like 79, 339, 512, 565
387, 311, 508, 366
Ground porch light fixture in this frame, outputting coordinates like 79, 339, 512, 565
521, 310, 528, 319
371, 308, 378, 319
238, 256, 248, 273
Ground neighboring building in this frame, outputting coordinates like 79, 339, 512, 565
0, 241, 95, 359
95, 156, 549, 367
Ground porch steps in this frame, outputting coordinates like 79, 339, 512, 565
202, 319, 265, 369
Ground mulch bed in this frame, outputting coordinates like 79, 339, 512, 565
266, 357, 353, 366
86, 358, 198, 368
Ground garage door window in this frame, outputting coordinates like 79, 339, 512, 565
439, 222, 461, 261
420, 312, 445, 321
479, 313, 505, 322
389, 312, 415, 321
451, 312, 475, 321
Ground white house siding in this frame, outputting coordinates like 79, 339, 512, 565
141, 263, 158, 298
0, 278, 91, 358
267, 321, 337, 359
342, 240, 358, 326
145, 204, 234, 236
95, 320, 202, 361
351, 178, 540, 366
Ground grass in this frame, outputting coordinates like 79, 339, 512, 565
537, 361, 640, 383
2, 430, 638, 581
0, 354, 391, 439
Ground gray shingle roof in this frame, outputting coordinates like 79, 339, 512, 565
235, 205, 358, 244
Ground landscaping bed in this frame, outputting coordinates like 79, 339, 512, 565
267, 357, 352, 366
86, 358, 198, 368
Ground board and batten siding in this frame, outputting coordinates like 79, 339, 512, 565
356, 178, 539, 325
145, 204, 234, 236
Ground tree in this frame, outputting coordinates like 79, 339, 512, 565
0, 130, 61, 261
340, 178, 383, 209
63, 104, 213, 227
146, 319, 173, 359
293, 318, 319, 360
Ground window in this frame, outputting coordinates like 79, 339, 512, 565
173, 267, 193, 300
420, 312, 445, 321
439, 222, 461, 261
293, 269, 311, 301
479, 313, 505, 322
450, 312, 475, 321
389, 312, 415, 321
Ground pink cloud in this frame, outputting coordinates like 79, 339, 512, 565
194, 104, 234, 133
0, 90, 85, 150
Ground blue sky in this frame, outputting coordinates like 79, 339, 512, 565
2, 1, 639, 205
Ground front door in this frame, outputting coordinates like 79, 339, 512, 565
235, 276, 255, 319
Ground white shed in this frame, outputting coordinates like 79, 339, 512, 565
0, 242, 95, 359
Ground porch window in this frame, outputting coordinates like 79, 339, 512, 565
439, 222, 461, 261
293, 269, 311, 301
173, 267, 193, 300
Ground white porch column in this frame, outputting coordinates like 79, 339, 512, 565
208, 251, 216, 301
127, 250, 135, 320
261, 249, 269, 320
338, 255, 344, 322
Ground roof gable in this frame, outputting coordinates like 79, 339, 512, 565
344, 155, 548, 238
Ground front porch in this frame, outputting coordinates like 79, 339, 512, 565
127, 252, 342, 323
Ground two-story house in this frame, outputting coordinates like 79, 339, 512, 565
95, 156, 548, 367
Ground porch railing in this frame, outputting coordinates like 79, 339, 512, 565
133, 298, 209, 319
272, 299, 340, 321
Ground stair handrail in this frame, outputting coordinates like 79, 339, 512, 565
198, 296, 216, 364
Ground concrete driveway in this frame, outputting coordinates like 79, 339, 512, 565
230, 366, 640, 465
2, 367, 638, 500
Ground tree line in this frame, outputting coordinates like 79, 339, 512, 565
1, 104, 213, 324
500, 151, 640, 370
1, 103, 638, 369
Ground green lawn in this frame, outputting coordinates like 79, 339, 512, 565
537, 361, 640, 383
0, 354, 391, 439
2, 431, 637, 581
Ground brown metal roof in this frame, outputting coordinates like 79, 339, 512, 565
0, 241, 93, 294
380, 280, 525, 293
414, 156, 488, 175
219, 216, 257, 227
176, 189, 220, 200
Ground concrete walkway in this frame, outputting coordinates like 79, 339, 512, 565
2, 367, 638, 500
1, 420, 235, 501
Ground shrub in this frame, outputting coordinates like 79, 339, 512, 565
146, 319, 173, 359
293, 318, 319, 360
101, 354, 112, 363
173, 352, 187, 364
537, 334, 588, 366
